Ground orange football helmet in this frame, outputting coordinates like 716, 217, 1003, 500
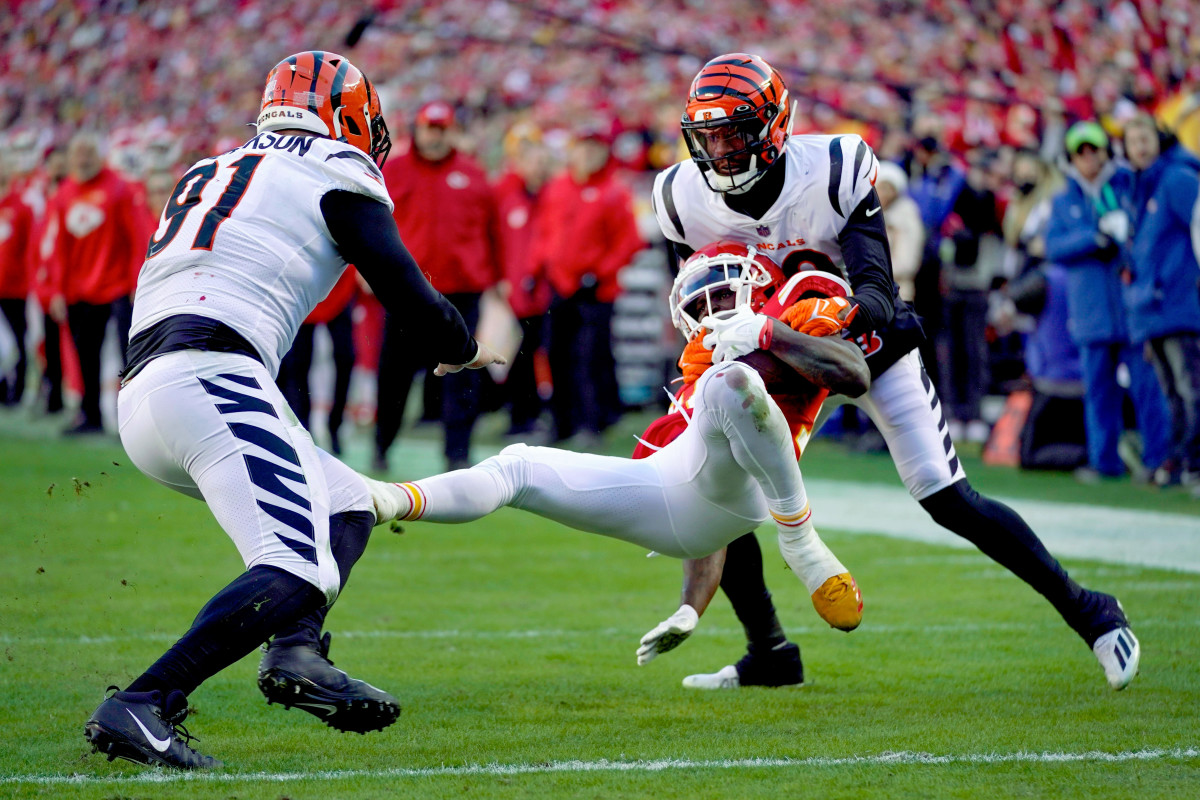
258, 51, 392, 166
670, 241, 785, 338
682, 53, 790, 194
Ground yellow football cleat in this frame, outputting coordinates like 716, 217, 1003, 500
811, 573, 862, 631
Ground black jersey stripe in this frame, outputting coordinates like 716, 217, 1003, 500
661, 164, 686, 241
828, 136, 845, 217
325, 148, 383, 177
852, 138, 867, 191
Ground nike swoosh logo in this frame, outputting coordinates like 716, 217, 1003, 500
296, 701, 338, 715
127, 709, 172, 752
865, 206, 881, 217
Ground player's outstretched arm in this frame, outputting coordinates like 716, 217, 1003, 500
433, 340, 506, 376
767, 321, 870, 397
681, 549, 726, 614
637, 549, 726, 665
321, 190, 479, 367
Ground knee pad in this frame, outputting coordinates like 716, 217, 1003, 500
701, 362, 771, 417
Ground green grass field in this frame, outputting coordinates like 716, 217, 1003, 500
2, 409, 1199, 799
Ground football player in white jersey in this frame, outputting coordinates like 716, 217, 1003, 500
84, 52, 505, 769
366, 246, 871, 659
649, 53, 1139, 692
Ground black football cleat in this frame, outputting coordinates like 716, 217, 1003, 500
682, 641, 805, 689
258, 632, 400, 733
84, 686, 222, 769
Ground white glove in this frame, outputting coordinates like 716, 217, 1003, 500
1097, 209, 1130, 244
636, 604, 699, 665
700, 307, 773, 363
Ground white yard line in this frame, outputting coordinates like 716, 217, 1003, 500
806, 479, 1200, 573
3, 617, 1197, 648
4, 748, 1196, 786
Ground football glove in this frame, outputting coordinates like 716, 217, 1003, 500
678, 330, 714, 386
780, 296, 858, 337
701, 306, 774, 363
636, 604, 699, 665
1097, 209, 1130, 244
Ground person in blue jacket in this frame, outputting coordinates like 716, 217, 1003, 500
1044, 121, 1170, 481
1124, 113, 1200, 491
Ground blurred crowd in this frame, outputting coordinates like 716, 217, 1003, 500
2, 0, 1200, 493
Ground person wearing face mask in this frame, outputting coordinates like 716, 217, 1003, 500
990, 151, 1086, 471
1002, 149, 1064, 276
1044, 121, 1170, 483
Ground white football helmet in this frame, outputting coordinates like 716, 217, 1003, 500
669, 241, 783, 338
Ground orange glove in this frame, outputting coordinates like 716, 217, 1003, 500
678, 330, 713, 386
780, 296, 858, 337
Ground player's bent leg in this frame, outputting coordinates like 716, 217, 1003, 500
263, 457, 399, 731
682, 533, 804, 690
259, 509, 401, 732
696, 363, 860, 631
863, 352, 1138, 688
95, 353, 355, 766
87, 564, 324, 768
373, 442, 751, 557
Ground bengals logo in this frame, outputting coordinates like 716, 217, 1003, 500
702, 110, 714, 121
853, 330, 883, 357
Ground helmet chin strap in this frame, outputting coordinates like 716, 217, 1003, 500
711, 155, 769, 195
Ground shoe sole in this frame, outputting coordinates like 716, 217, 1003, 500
258, 669, 400, 734
84, 721, 218, 770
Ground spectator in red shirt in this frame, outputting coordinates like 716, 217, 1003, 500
276, 268, 359, 455
29, 144, 69, 415
47, 133, 144, 433
0, 159, 35, 406
375, 101, 502, 470
493, 122, 553, 437
534, 126, 644, 443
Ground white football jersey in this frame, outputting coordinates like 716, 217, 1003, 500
131, 133, 392, 376
651, 134, 879, 277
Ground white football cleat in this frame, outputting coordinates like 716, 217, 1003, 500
1092, 627, 1140, 690
682, 665, 740, 690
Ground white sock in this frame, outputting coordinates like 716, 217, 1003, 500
774, 508, 847, 593
362, 476, 420, 525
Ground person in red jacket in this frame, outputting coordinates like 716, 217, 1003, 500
47, 133, 145, 433
534, 125, 645, 443
0, 160, 35, 406
276, 268, 358, 454
28, 144, 69, 415
493, 122, 553, 437
374, 100, 502, 470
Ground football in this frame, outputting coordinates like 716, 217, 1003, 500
736, 348, 813, 396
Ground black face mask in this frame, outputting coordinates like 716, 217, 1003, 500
1016, 180, 1037, 196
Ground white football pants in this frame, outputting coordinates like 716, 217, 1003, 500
822, 350, 966, 500
408, 362, 845, 590
116, 350, 371, 603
